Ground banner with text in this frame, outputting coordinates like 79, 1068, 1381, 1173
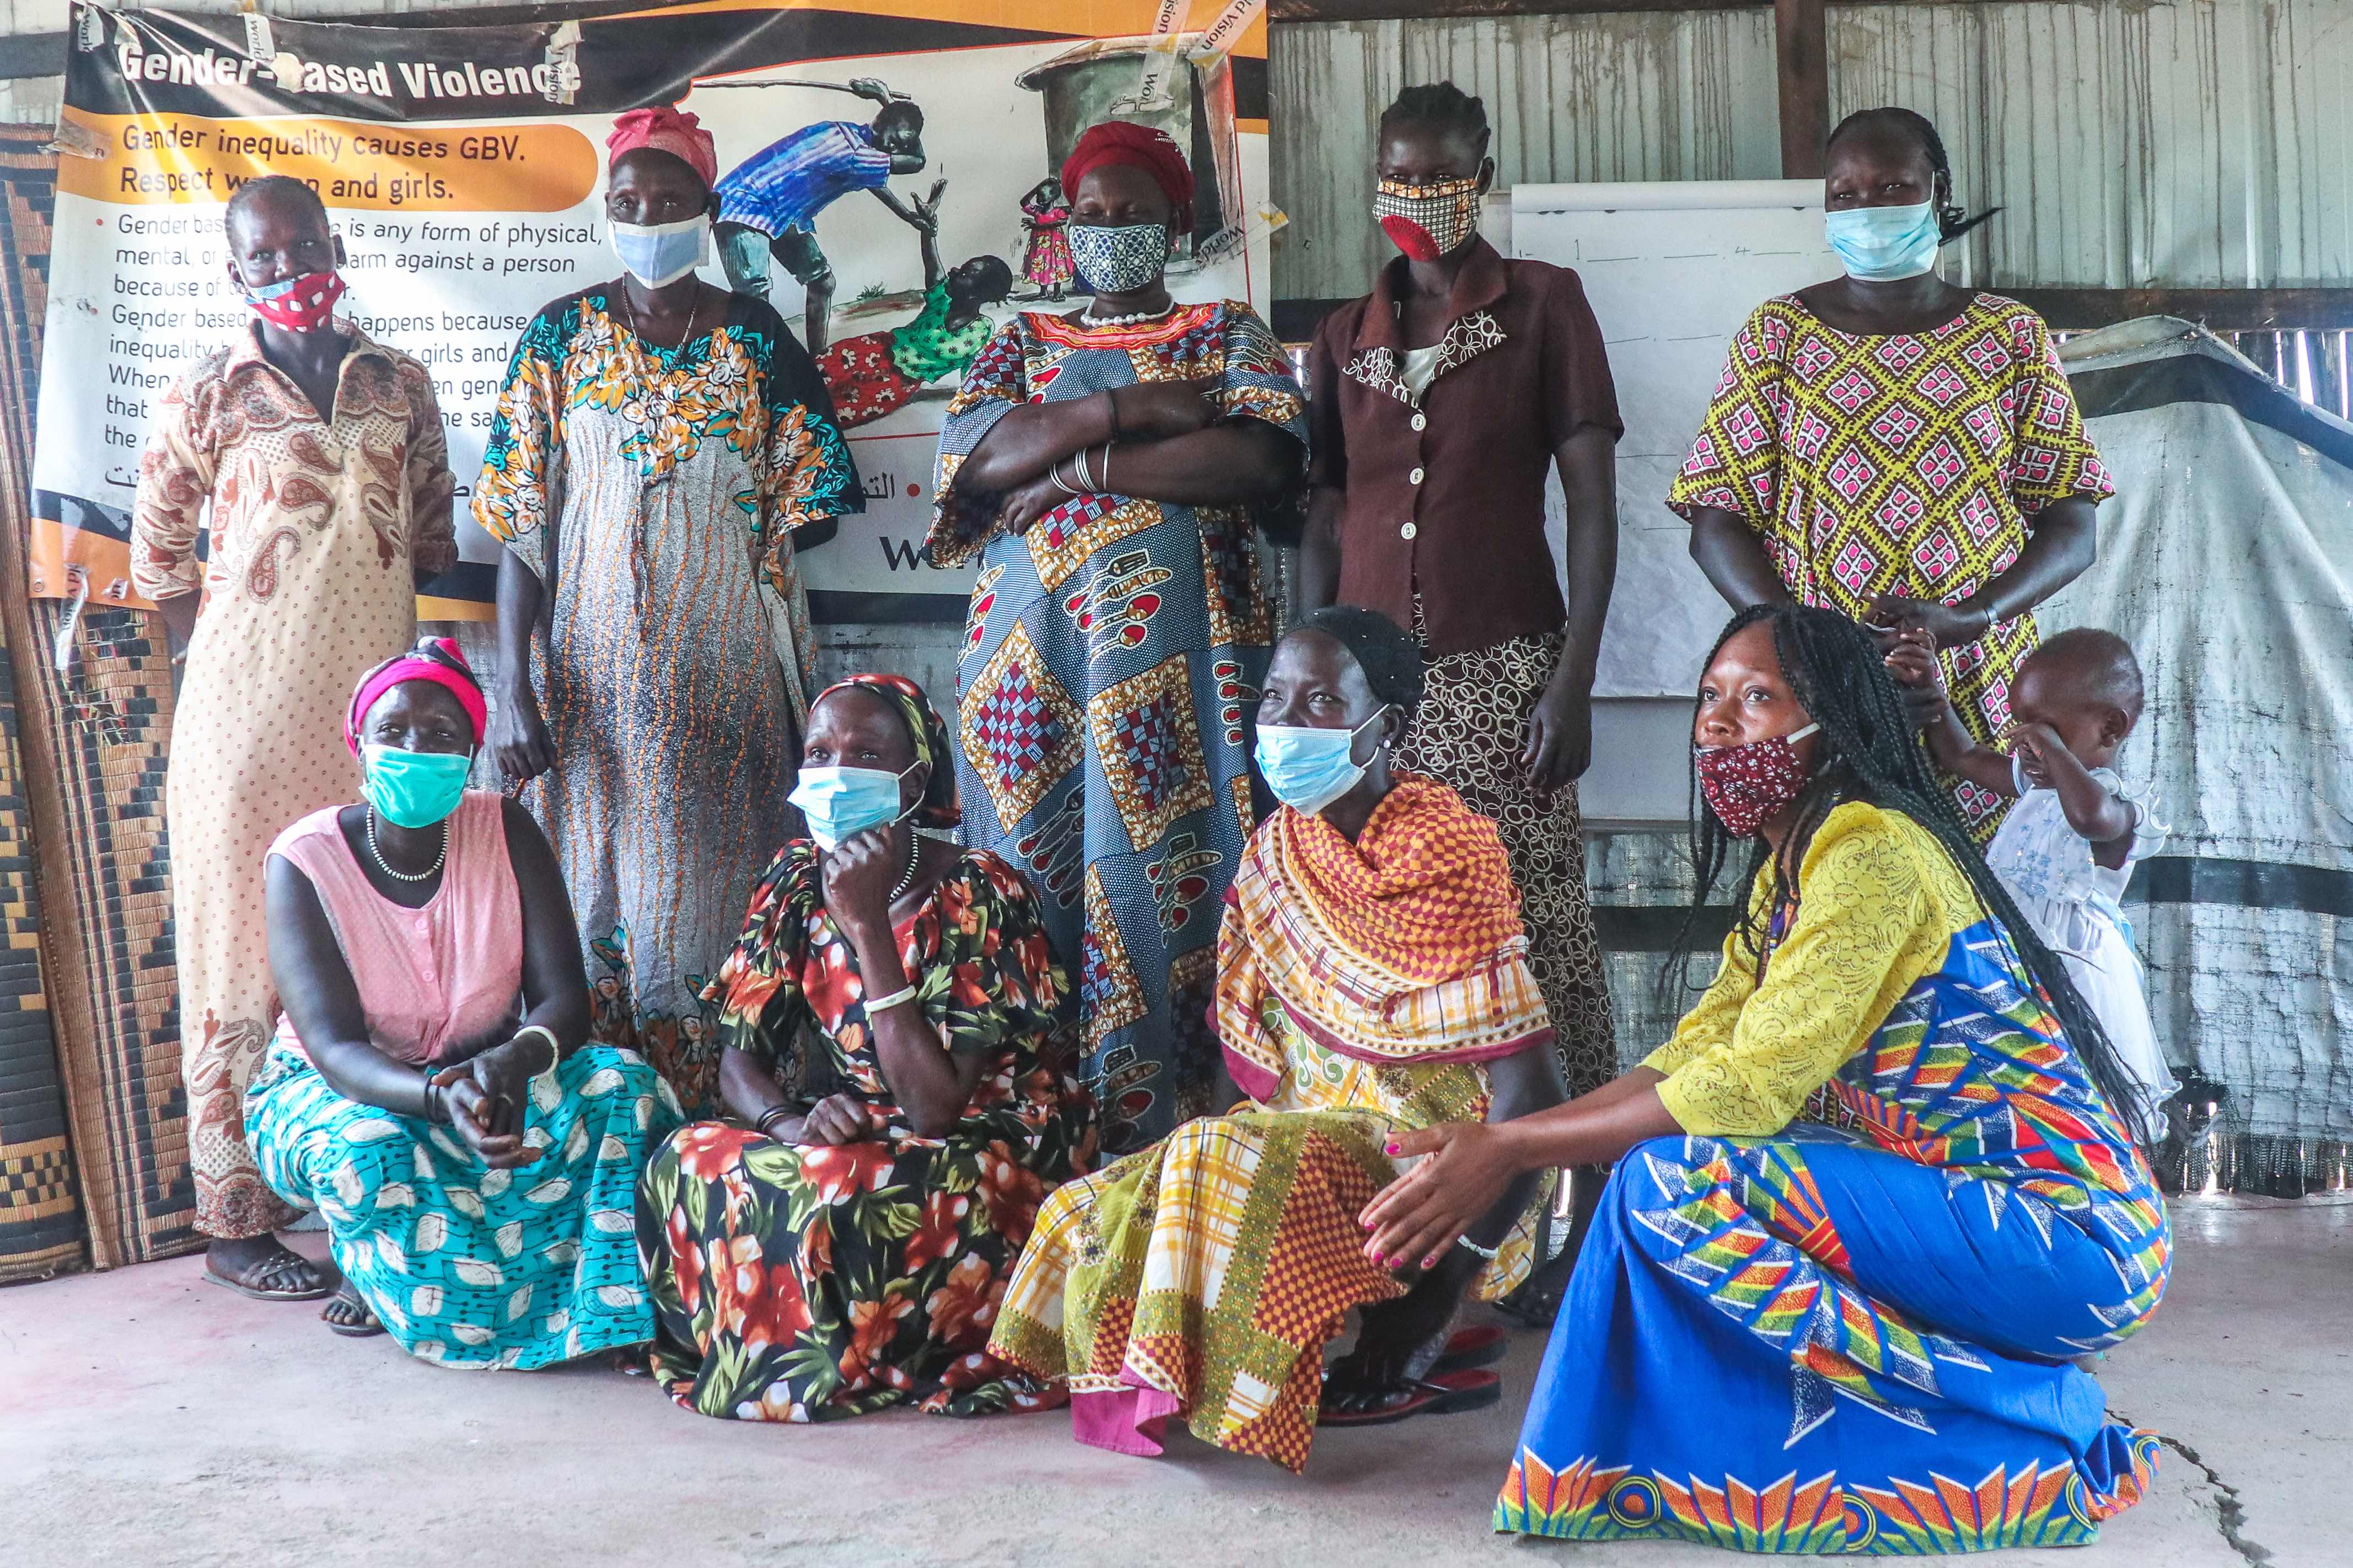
31, 1, 1271, 622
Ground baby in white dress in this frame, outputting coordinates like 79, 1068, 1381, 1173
1887, 626, 2178, 1140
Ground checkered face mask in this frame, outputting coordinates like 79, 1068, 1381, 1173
1376, 175, 1481, 261
1069, 220, 1170, 295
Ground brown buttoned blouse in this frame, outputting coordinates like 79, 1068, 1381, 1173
1306, 237, 1623, 657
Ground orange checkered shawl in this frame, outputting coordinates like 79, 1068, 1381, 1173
1215, 775, 1555, 1102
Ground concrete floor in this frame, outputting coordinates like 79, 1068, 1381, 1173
1, 1194, 2336, 1568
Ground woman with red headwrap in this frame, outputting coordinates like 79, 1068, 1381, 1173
474, 105, 861, 1117
247, 638, 683, 1361
928, 121, 1306, 1151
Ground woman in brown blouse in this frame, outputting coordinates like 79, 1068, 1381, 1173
1302, 83, 1623, 1317
1303, 83, 1620, 1080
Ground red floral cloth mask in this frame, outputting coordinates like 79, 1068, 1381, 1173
1375, 175, 1481, 262
1694, 724, 1819, 838
243, 270, 346, 332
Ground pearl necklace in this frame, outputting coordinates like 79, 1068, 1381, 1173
366, 807, 447, 883
1084, 300, 1178, 327
890, 829, 923, 902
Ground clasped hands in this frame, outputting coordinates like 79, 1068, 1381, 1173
999, 379, 1225, 537
428, 1022, 558, 1170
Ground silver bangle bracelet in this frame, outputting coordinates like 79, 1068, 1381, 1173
1455, 1233, 1500, 1261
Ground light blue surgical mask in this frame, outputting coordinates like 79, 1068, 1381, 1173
1824, 200, 1942, 283
1254, 712, 1385, 817
610, 213, 711, 289
790, 763, 919, 852
361, 744, 472, 829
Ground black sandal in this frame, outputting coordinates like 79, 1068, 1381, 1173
1318, 1369, 1503, 1427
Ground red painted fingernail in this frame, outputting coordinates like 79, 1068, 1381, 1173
1384, 1143, 1400, 1155
1422, 1256, 1439, 1269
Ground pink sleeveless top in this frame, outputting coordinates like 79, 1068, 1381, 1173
267, 790, 524, 1066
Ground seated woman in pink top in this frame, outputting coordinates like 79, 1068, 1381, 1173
246, 639, 683, 1365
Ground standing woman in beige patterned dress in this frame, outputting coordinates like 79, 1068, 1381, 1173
133, 177, 455, 1298
1301, 85, 1621, 1313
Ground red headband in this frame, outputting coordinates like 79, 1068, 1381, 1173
346, 638, 488, 755
1061, 120, 1194, 231
607, 104, 718, 191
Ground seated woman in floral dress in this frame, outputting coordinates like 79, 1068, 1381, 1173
250, 639, 682, 1366
634, 673, 1096, 1421
986, 608, 1566, 1473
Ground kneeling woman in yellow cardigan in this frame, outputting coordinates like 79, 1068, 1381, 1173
1366, 604, 2171, 1553
987, 607, 1565, 1472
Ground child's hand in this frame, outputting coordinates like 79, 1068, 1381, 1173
2010, 721, 2067, 787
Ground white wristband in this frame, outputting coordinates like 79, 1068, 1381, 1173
864, 983, 919, 1015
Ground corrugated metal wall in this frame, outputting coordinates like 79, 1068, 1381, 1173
1272, 1, 2353, 304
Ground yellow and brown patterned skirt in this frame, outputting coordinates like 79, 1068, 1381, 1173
1391, 627, 1619, 1096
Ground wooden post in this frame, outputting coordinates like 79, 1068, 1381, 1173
1776, 0, 1829, 179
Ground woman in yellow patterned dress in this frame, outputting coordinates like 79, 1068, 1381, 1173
986, 610, 1564, 1473
474, 108, 861, 1114
1674, 107, 2114, 838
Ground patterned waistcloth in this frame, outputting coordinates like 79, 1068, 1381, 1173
1499, 1133, 2162, 1553
987, 778, 1554, 1472
248, 1043, 683, 1368
1390, 624, 1619, 1095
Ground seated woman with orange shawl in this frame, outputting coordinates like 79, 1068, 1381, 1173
986, 608, 1565, 1472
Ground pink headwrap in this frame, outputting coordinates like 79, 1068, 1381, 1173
606, 104, 718, 191
346, 637, 488, 756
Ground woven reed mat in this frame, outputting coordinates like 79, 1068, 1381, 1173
0, 125, 189, 1268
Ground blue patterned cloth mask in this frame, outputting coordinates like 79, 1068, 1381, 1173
1824, 201, 1942, 282
1068, 221, 1169, 294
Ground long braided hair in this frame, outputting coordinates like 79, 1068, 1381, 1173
1664, 604, 2151, 1146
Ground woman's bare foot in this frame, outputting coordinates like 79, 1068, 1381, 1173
203, 1235, 331, 1301
321, 1280, 383, 1337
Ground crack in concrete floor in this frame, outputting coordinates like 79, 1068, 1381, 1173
2115, 1402, 2275, 1567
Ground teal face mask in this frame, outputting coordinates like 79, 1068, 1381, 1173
789, 763, 918, 852
361, 744, 472, 829
1254, 712, 1384, 816
1824, 200, 1942, 282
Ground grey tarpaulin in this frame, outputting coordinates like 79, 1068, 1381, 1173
2044, 317, 2353, 1194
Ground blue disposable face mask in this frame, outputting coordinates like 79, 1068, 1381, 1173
610, 213, 711, 289
790, 763, 920, 852
361, 744, 473, 829
1255, 712, 1385, 817
1824, 200, 1942, 283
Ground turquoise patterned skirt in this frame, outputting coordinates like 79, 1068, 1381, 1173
248, 1043, 683, 1368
